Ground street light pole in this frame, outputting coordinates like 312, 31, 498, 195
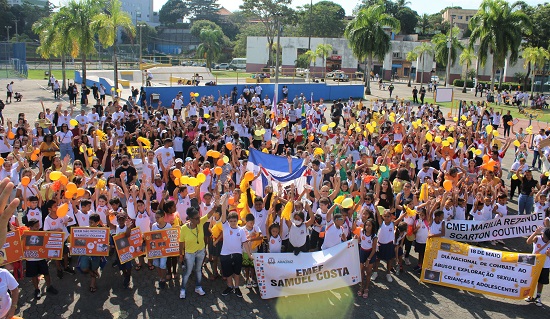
275, 19, 282, 103
5, 26, 11, 42
137, 23, 145, 86
13, 19, 18, 43
308, 0, 312, 50
445, 15, 453, 87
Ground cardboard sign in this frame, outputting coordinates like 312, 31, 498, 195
113, 227, 145, 264
144, 228, 180, 259
69, 227, 110, 256
0, 231, 24, 266
21, 231, 64, 260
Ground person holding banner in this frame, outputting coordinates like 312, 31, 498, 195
77, 214, 102, 293
374, 209, 406, 283
525, 226, 550, 307
112, 213, 134, 289
179, 194, 219, 299
357, 218, 378, 298
25, 219, 59, 299
152, 211, 171, 289
43, 200, 75, 279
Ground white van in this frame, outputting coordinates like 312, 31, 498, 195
229, 58, 246, 70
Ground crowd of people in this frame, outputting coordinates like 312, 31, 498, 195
0, 82, 549, 318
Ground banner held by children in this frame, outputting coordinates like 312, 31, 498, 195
444, 213, 545, 242
144, 228, 180, 259
253, 240, 361, 299
0, 231, 23, 266
69, 227, 110, 256
421, 237, 545, 299
113, 228, 145, 264
21, 231, 64, 260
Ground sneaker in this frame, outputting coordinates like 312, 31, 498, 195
46, 286, 58, 295
535, 298, 543, 307
57, 269, 63, 279
179, 288, 186, 299
371, 272, 378, 281
234, 287, 243, 298
404, 257, 411, 266
221, 287, 233, 296
246, 280, 252, 288
252, 281, 257, 287
159, 281, 166, 289
386, 274, 393, 282
195, 287, 206, 296
34, 289, 41, 299
64, 267, 76, 275
525, 296, 536, 302
490, 240, 497, 246
395, 267, 401, 276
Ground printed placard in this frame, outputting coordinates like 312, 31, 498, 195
22, 231, 64, 260
421, 237, 545, 299
0, 231, 24, 266
69, 227, 110, 256
113, 228, 145, 264
144, 228, 180, 259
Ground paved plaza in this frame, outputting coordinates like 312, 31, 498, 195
1, 78, 548, 318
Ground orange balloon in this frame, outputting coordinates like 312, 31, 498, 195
33, 148, 41, 155
203, 168, 211, 176
443, 180, 453, 192
57, 203, 69, 217
7, 131, 14, 139
244, 171, 255, 182
217, 159, 224, 166
206, 150, 213, 157
173, 169, 182, 178
21, 176, 30, 186
65, 191, 75, 199
228, 197, 235, 205
30, 153, 38, 161
67, 182, 77, 193
211, 151, 221, 158
353, 227, 361, 236
482, 154, 490, 164
58, 174, 68, 186
226, 142, 233, 150
308, 134, 314, 141
214, 166, 223, 175
76, 188, 86, 197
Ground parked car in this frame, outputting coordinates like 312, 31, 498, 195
431, 75, 440, 83
296, 68, 309, 77
333, 73, 349, 82
327, 70, 344, 78
216, 63, 230, 70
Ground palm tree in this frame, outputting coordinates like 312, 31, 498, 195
33, 14, 72, 93
196, 29, 223, 72
56, 0, 104, 86
406, 51, 417, 87
344, 4, 400, 95
431, 26, 464, 85
315, 44, 332, 79
459, 46, 476, 93
469, 0, 531, 92
94, 0, 136, 91
523, 46, 550, 97
304, 49, 317, 80
413, 42, 434, 86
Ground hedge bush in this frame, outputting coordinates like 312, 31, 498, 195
452, 79, 525, 91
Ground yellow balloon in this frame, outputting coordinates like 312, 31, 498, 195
486, 125, 493, 134
513, 140, 521, 147
461, 115, 468, 121
474, 149, 482, 156
314, 147, 324, 155
442, 141, 450, 147
492, 130, 500, 137
321, 125, 329, 132
188, 177, 199, 187
196, 172, 206, 183
223, 155, 230, 164
334, 195, 345, 204
49, 171, 62, 181
355, 126, 361, 132
453, 117, 458, 122
204, 114, 211, 119
379, 166, 387, 172
439, 125, 446, 131
371, 164, 379, 171
466, 121, 472, 127
458, 141, 464, 148
180, 176, 189, 185
448, 126, 455, 132
434, 136, 442, 144
371, 121, 377, 128
545, 172, 550, 177
425, 132, 433, 142
512, 174, 518, 180
447, 137, 455, 143
70, 119, 78, 127
341, 198, 354, 209
328, 122, 336, 128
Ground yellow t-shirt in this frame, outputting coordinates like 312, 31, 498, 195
179, 215, 208, 253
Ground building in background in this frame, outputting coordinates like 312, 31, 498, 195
442, 8, 477, 33
121, 0, 158, 26
7, 0, 47, 6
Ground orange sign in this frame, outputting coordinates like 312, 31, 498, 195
144, 228, 180, 259
21, 231, 64, 260
0, 231, 24, 266
69, 227, 110, 256
113, 228, 145, 264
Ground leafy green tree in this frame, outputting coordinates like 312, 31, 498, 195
395, 7, 418, 35
233, 23, 266, 58
459, 46, 476, 93
298, 1, 345, 38
196, 28, 223, 71
159, 0, 188, 25
190, 20, 223, 38
523, 46, 550, 95
431, 26, 464, 68
344, 4, 400, 95
186, 0, 220, 21
240, 0, 294, 66
417, 13, 431, 35
94, 0, 136, 90
304, 49, 317, 69
469, 0, 531, 91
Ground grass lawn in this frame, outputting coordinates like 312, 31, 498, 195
210, 70, 253, 78
408, 96, 550, 123
26, 69, 72, 81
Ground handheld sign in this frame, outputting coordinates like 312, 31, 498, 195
144, 228, 180, 259
113, 228, 145, 264
22, 231, 64, 260
0, 231, 24, 266
69, 227, 110, 256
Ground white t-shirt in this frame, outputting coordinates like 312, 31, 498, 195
26, 207, 43, 229
0, 268, 18, 318
251, 208, 268, 235
415, 219, 429, 244
155, 147, 175, 168
44, 214, 70, 241
56, 130, 73, 144
321, 221, 343, 250
134, 210, 151, 234
289, 221, 307, 248
220, 222, 247, 255
75, 210, 91, 227
533, 236, 550, 268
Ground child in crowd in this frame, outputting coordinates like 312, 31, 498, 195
78, 214, 102, 292
25, 219, 59, 299
525, 227, 550, 307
